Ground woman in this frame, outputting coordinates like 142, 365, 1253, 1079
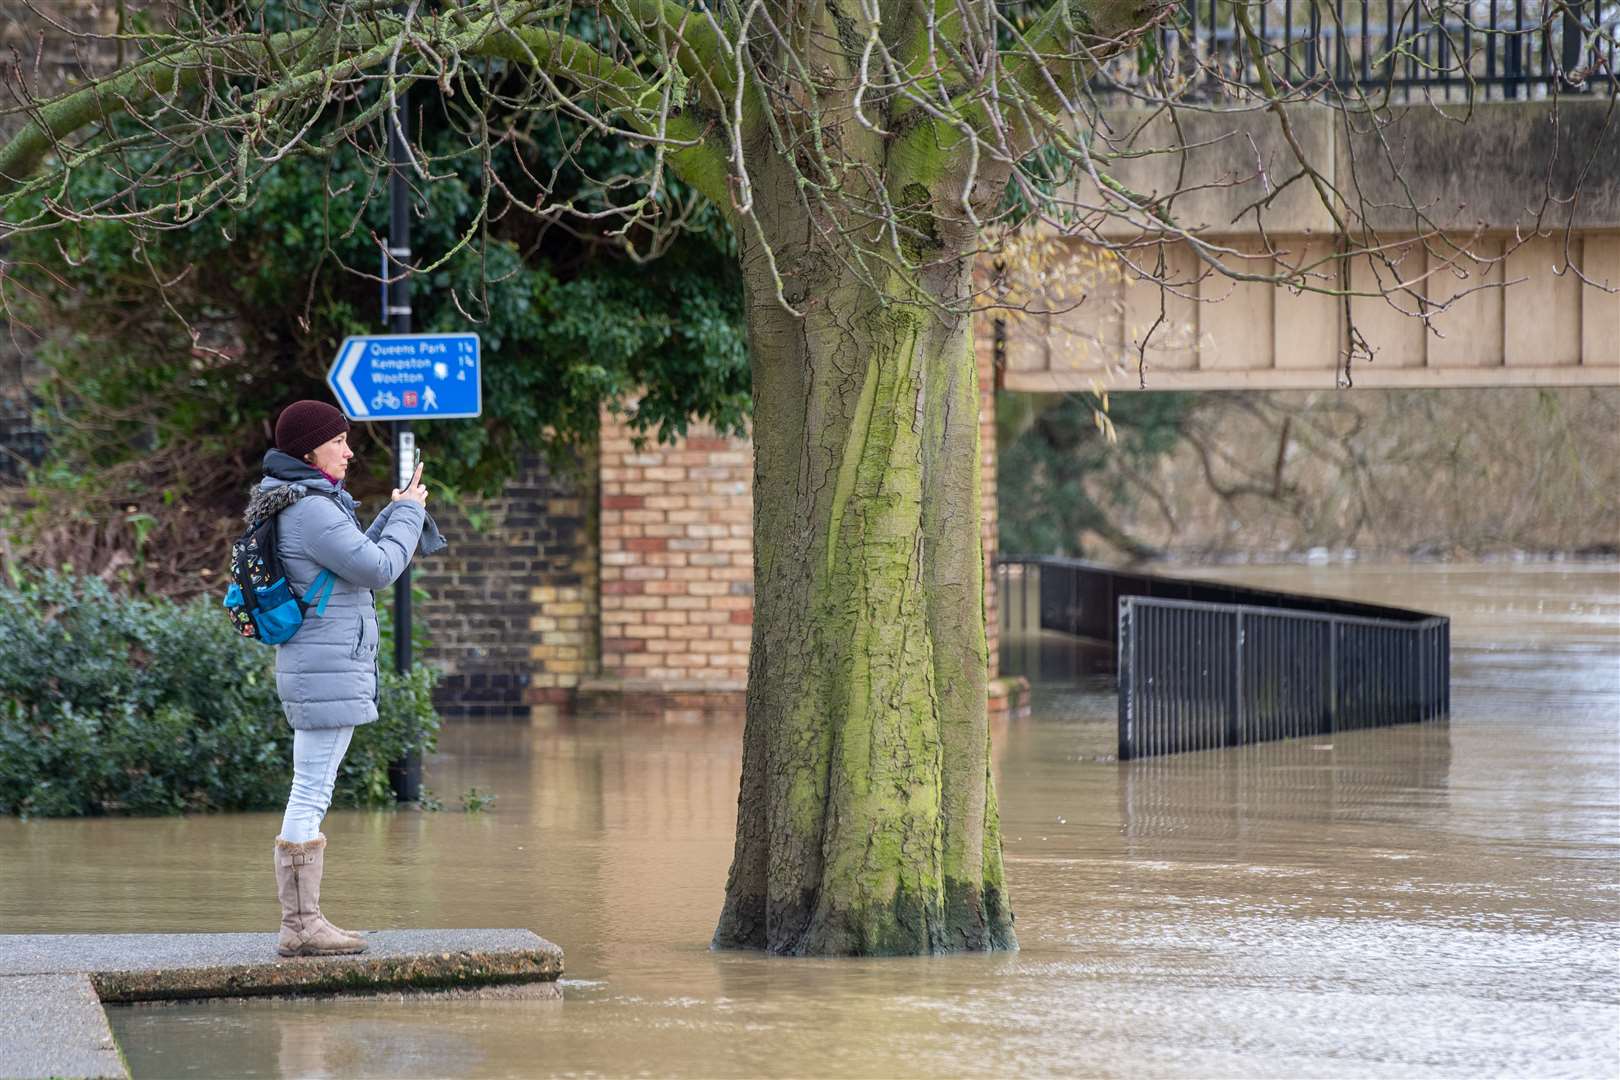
245, 399, 442, 957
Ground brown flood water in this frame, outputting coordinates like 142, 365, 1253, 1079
2, 561, 1617, 1078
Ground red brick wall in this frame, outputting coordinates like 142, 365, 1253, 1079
596, 413, 753, 689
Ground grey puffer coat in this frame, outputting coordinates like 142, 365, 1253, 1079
245, 451, 436, 731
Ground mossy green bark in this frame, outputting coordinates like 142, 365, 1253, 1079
713, 155, 1015, 956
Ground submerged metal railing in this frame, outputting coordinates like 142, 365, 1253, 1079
996, 557, 1450, 760
1117, 596, 1449, 760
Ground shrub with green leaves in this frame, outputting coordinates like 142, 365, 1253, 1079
0, 572, 439, 817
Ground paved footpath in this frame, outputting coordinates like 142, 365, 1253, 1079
0, 929, 563, 1080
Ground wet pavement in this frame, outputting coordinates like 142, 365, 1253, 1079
0, 930, 562, 1078
1, 560, 1616, 1077
0, 975, 124, 1080
0, 929, 562, 1000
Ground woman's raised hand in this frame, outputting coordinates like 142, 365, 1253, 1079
392, 461, 429, 506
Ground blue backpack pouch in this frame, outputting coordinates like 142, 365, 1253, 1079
223, 499, 336, 645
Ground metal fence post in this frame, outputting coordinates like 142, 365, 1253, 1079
1118, 598, 1135, 761
1442, 620, 1451, 716
1326, 619, 1339, 736
1559, 4, 1583, 85
1228, 609, 1244, 747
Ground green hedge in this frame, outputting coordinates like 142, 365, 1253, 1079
0, 573, 439, 817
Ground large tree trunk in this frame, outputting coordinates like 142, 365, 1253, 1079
712, 165, 1016, 956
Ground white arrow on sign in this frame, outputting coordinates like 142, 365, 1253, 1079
335, 339, 368, 417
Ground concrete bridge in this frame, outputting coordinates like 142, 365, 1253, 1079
997, 100, 1620, 393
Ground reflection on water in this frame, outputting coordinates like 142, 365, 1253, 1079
1119, 723, 1454, 849
1, 562, 1616, 1077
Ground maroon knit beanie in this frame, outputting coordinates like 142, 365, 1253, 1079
274, 400, 350, 460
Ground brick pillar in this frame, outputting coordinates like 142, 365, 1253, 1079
595, 411, 753, 699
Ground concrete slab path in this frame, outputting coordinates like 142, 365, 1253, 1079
0, 929, 563, 1079
0, 974, 126, 1080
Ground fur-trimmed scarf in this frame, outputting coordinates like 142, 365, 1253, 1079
245, 448, 446, 555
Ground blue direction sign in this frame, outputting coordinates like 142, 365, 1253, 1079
327, 333, 482, 421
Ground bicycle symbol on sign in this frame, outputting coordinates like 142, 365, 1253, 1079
371, 390, 402, 410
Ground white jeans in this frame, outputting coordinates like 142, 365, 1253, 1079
279, 727, 355, 843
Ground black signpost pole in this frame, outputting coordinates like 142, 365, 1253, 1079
385, 81, 421, 802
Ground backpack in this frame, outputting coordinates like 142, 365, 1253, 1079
223, 496, 336, 645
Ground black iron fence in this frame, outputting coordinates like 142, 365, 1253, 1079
1117, 596, 1449, 759
1095, 0, 1617, 101
995, 557, 1450, 759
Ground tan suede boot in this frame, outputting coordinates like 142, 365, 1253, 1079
274, 835, 367, 957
